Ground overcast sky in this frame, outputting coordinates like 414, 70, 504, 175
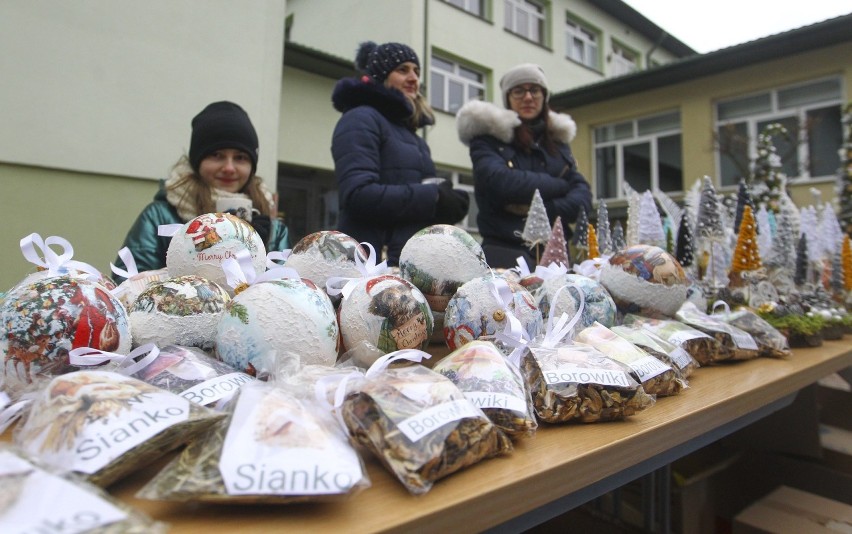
621, 1, 852, 53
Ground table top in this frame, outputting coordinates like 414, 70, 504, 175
81, 339, 851, 533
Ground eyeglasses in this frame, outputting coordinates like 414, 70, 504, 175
509, 86, 544, 99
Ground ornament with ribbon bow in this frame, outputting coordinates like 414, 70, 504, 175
18, 233, 110, 289
325, 242, 389, 299
222, 248, 299, 295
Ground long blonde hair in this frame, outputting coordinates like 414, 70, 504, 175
166, 155, 272, 217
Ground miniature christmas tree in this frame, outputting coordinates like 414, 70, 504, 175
756, 205, 773, 260
665, 225, 674, 254
733, 179, 756, 234
794, 233, 809, 286
842, 234, 852, 291
752, 123, 789, 212
611, 220, 627, 252
830, 250, 844, 297
767, 209, 796, 273
587, 223, 600, 259
626, 191, 641, 246
637, 191, 665, 248
570, 208, 589, 262
596, 200, 613, 255
521, 189, 551, 250
705, 241, 730, 288
777, 176, 800, 238
539, 216, 570, 267
837, 103, 852, 236
800, 206, 821, 263
675, 211, 695, 268
695, 176, 724, 240
818, 204, 843, 261
730, 205, 761, 273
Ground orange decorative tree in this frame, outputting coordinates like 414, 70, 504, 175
731, 205, 762, 274
587, 223, 600, 259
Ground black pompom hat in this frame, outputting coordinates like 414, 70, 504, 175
189, 101, 259, 177
355, 41, 419, 83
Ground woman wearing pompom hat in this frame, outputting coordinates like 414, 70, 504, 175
456, 63, 592, 268
113, 101, 289, 278
331, 41, 470, 266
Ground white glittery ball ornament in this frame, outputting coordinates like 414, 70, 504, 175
338, 274, 434, 354
1, 275, 131, 389
215, 278, 339, 377
166, 212, 265, 294
543, 274, 617, 329
284, 230, 365, 301
399, 224, 489, 312
128, 275, 230, 351
443, 276, 542, 350
599, 244, 688, 318
113, 268, 169, 310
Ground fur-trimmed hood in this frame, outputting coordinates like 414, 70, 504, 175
456, 100, 576, 146
332, 77, 434, 127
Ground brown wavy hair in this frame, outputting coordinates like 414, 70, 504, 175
512, 105, 558, 156
166, 155, 273, 217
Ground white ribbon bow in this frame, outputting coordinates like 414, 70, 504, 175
110, 246, 139, 280
326, 242, 389, 299
365, 348, 431, 379
222, 249, 299, 292
513, 256, 532, 277
68, 343, 161, 377
539, 283, 586, 349
534, 261, 569, 280
711, 299, 731, 319
486, 277, 531, 367
266, 249, 291, 269
158, 224, 182, 237
0, 392, 35, 434
314, 370, 365, 431
19, 233, 101, 281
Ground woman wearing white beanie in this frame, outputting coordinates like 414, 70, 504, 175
456, 63, 592, 268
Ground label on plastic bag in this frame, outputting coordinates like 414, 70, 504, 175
541, 364, 632, 388
464, 392, 527, 413
668, 347, 693, 369
0, 451, 127, 533
180, 372, 254, 405
731, 331, 759, 350
398, 398, 481, 442
627, 356, 670, 381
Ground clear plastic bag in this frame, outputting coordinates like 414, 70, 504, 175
611, 324, 699, 378
623, 313, 723, 366
675, 302, 759, 362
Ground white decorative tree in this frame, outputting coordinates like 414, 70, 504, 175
626, 191, 642, 246
637, 191, 665, 248
705, 241, 730, 288
521, 189, 551, 257
767, 208, 796, 274
596, 200, 613, 255
756, 204, 773, 260
611, 220, 627, 252
800, 206, 821, 263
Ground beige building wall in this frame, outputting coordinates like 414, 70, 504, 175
0, 1, 286, 291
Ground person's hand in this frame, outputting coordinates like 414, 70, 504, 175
434, 181, 469, 224
250, 214, 271, 245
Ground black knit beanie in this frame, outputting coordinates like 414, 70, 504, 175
355, 41, 419, 83
189, 101, 259, 176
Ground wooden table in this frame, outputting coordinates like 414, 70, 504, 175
82, 340, 850, 533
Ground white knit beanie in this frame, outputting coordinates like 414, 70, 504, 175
499, 63, 549, 107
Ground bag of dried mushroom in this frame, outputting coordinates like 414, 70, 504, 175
0, 445, 166, 533
12, 369, 224, 487
709, 305, 791, 359
611, 324, 699, 378
432, 340, 537, 439
137, 379, 370, 503
622, 314, 723, 366
675, 302, 759, 362
576, 322, 686, 397
70, 344, 255, 409
522, 342, 655, 424
340, 349, 512, 495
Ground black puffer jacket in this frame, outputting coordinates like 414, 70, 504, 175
456, 100, 593, 266
331, 77, 441, 265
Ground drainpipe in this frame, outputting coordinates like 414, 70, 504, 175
645, 31, 667, 69
422, 0, 430, 141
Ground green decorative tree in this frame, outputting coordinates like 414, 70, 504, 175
837, 103, 852, 237
570, 208, 589, 262
794, 233, 809, 286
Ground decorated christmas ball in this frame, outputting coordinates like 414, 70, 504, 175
1, 275, 131, 389
216, 278, 339, 377
112, 268, 169, 310
13, 266, 117, 294
444, 276, 542, 350
128, 275, 230, 351
599, 244, 688, 317
166, 212, 265, 294
338, 274, 434, 355
284, 230, 364, 295
543, 273, 617, 329
399, 224, 489, 312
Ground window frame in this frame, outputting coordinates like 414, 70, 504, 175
428, 54, 487, 115
714, 76, 844, 187
443, 0, 486, 17
593, 110, 683, 201
565, 13, 599, 70
504, 0, 547, 45
610, 40, 640, 77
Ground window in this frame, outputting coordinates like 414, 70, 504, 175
594, 111, 683, 199
565, 16, 598, 69
611, 42, 638, 76
715, 77, 843, 186
429, 55, 486, 114
444, 0, 484, 16
436, 170, 478, 231
504, 0, 545, 44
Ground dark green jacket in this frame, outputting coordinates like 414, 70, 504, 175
113, 183, 289, 281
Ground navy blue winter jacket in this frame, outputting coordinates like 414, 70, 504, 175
456, 100, 593, 253
331, 78, 441, 265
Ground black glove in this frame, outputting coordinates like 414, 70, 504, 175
250, 214, 271, 245
434, 181, 470, 224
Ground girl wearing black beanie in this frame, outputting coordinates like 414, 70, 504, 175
112, 101, 289, 279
